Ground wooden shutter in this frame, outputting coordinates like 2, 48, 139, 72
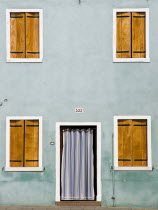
10, 13, 25, 58
118, 120, 132, 166
24, 120, 39, 167
118, 119, 147, 167
116, 12, 131, 58
132, 12, 146, 58
10, 120, 24, 167
132, 120, 147, 166
26, 13, 40, 58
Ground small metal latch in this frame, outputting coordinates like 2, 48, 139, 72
50, 142, 55, 145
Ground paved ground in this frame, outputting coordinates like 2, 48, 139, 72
0, 207, 155, 210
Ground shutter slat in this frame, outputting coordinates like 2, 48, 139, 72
132, 120, 147, 166
10, 13, 25, 58
132, 12, 146, 58
26, 12, 40, 58
10, 120, 24, 167
123, 120, 132, 166
118, 120, 132, 166
118, 125, 123, 166
116, 12, 131, 58
24, 120, 39, 167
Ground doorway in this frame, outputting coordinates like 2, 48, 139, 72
56, 122, 101, 205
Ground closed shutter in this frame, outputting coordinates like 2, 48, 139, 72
10, 120, 24, 167
132, 12, 146, 58
118, 119, 147, 167
24, 120, 39, 167
132, 120, 147, 166
116, 12, 131, 58
10, 13, 25, 58
26, 13, 40, 58
118, 120, 132, 166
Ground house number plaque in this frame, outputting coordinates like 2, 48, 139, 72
75, 108, 84, 113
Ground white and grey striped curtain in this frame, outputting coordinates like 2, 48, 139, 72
61, 128, 94, 200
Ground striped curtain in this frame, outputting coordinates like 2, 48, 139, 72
61, 128, 94, 200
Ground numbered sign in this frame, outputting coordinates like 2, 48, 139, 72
75, 108, 84, 113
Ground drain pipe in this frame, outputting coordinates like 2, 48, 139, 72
111, 133, 116, 207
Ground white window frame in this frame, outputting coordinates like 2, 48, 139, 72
113, 8, 150, 63
114, 116, 152, 171
6, 9, 43, 63
5, 116, 43, 172
56, 122, 102, 202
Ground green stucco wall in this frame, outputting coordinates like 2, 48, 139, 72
0, 0, 157, 208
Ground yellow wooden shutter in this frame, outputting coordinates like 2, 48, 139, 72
132, 120, 147, 166
10, 120, 24, 167
118, 119, 147, 167
26, 12, 40, 58
10, 13, 25, 58
24, 120, 39, 167
132, 12, 146, 58
118, 120, 132, 166
116, 12, 131, 58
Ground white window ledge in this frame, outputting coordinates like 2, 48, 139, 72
114, 166, 153, 171
5, 167, 44, 172
7, 58, 43, 63
113, 58, 150, 63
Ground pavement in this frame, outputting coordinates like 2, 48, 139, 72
0, 207, 155, 210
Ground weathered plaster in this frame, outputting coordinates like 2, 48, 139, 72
0, 0, 157, 208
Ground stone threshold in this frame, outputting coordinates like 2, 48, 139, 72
56, 201, 101, 206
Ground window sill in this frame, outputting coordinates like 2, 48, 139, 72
113, 58, 150, 63
114, 166, 153, 171
5, 167, 44, 172
7, 58, 43, 63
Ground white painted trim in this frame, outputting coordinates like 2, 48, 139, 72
114, 166, 152, 171
114, 116, 151, 120
113, 8, 150, 12
55, 122, 101, 202
6, 116, 43, 171
113, 8, 150, 63
113, 116, 152, 171
6, 9, 43, 13
6, 9, 43, 63
113, 58, 150, 63
6, 58, 43, 63
5, 167, 44, 172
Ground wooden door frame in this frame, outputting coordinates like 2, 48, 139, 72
55, 122, 101, 202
